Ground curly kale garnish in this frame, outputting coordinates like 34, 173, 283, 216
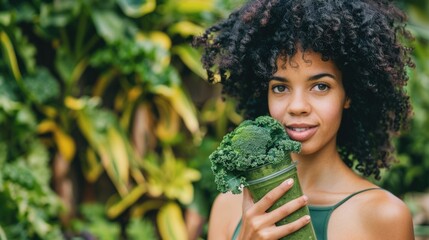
209, 116, 301, 194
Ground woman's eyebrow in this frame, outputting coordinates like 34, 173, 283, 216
269, 76, 287, 82
308, 73, 337, 81
269, 73, 337, 82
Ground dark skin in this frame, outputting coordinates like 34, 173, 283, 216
207, 50, 414, 240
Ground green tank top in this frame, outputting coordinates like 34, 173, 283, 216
232, 188, 380, 240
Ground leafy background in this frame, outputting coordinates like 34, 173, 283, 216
0, 0, 427, 239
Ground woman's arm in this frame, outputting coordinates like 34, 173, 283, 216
208, 192, 243, 240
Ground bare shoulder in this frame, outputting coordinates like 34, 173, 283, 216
357, 189, 414, 240
330, 187, 414, 240
208, 192, 243, 240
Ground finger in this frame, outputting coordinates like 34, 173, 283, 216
252, 178, 294, 213
268, 195, 309, 223
242, 188, 255, 213
273, 215, 311, 239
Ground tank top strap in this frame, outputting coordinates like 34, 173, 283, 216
232, 218, 242, 240
332, 187, 381, 210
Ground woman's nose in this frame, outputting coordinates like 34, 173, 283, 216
287, 92, 311, 116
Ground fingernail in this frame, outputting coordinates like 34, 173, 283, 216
283, 178, 294, 186
305, 215, 311, 222
303, 195, 309, 202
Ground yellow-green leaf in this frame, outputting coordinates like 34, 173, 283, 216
168, 21, 204, 37
0, 31, 22, 81
107, 184, 146, 218
172, 44, 206, 79
93, 68, 119, 97
130, 200, 164, 218
107, 127, 130, 185
175, 0, 214, 13
83, 149, 104, 183
154, 97, 180, 143
152, 84, 199, 135
54, 127, 76, 162
136, 31, 172, 50
64, 96, 85, 110
118, 0, 156, 18
37, 120, 76, 161
157, 202, 188, 240
75, 106, 131, 196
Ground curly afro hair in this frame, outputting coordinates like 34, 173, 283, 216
193, 0, 414, 179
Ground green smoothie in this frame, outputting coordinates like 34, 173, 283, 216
246, 160, 316, 240
209, 116, 317, 239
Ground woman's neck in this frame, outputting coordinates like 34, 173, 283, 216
292, 148, 351, 193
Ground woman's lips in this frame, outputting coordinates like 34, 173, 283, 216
286, 125, 318, 142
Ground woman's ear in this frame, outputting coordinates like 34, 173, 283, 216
344, 97, 351, 109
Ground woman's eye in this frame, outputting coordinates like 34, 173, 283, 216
272, 85, 287, 93
313, 83, 329, 92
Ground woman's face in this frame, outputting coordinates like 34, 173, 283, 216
268, 49, 350, 156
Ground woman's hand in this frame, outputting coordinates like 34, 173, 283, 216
238, 178, 311, 239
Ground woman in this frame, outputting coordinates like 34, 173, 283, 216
194, 0, 415, 239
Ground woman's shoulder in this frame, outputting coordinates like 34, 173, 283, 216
348, 188, 414, 239
208, 192, 243, 239
359, 189, 413, 225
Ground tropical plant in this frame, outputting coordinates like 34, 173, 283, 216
0, 97, 63, 239
0, 0, 243, 238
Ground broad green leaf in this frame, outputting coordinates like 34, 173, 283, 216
0, 12, 12, 26
117, 0, 156, 18
0, 75, 19, 101
22, 68, 60, 104
74, 204, 121, 240
39, 1, 80, 28
92, 10, 126, 43
136, 31, 171, 67
55, 46, 75, 84
126, 218, 157, 240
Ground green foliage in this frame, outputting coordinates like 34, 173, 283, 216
22, 68, 60, 104
71, 204, 121, 240
0, 0, 243, 238
380, 0, 429, 197
126, 218, 157, 240
210, 116, 301, 194
89, 37, 177, 86
0, 98, 63, 240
